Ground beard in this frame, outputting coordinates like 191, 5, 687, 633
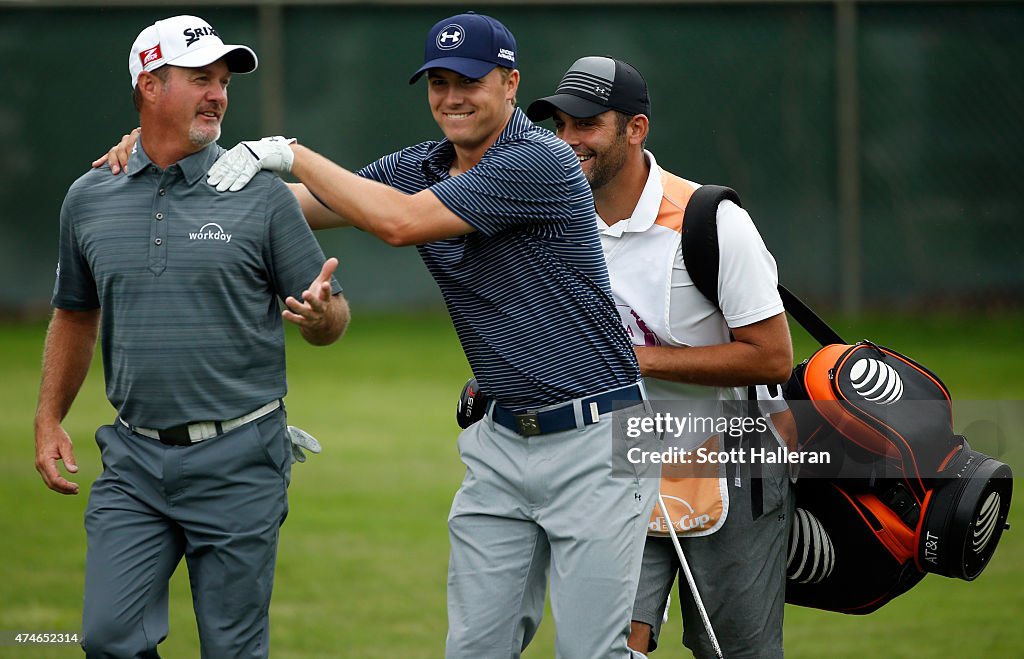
585, 137, 629, 191
189, 122, 221, 148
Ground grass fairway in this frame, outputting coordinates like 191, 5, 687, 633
1, 311, 1021, 658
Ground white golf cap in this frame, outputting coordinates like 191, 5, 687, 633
129, 15, 257, 88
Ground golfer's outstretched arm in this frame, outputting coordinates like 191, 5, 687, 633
90, 130, 355, 234
289, 145, 473, 246
286, 183, 352, 231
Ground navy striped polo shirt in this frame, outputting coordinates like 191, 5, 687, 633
53, 142, 341, 429
359, 108, 639, 410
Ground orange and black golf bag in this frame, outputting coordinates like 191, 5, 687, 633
683, 185, 1013, 615
778, 290, 1013, 613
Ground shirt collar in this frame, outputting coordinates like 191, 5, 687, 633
126, 141, 221, 186
421, 139, 456, 183
597, 149, 664, 237
422, 107, 535, 181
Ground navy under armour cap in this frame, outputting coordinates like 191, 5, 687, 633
526, 56, 651, 121
409, 12, 517, 84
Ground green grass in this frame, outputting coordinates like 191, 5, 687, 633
1, 311, 1021, 658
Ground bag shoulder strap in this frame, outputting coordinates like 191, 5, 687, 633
778, 284, 846, 347
680, 185, 740, 309
680, 184, 846, 347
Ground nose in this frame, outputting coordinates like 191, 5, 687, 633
207, 84, 227, 106
557, 124, 579, 146
440, 85, 464, 107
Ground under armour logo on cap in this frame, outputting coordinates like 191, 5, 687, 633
436, 24, 464, 49
409, 12, 517, 84
526, 56, 651, 122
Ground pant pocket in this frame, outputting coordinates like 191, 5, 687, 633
755, 432, 790, 515
253, 411, 291, 483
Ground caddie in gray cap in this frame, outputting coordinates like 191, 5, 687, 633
526, 56, 651, 121
528, 55, 794, 659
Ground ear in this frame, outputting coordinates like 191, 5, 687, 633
504, 69, 520, 100
628, 114, 650, 146
136, 71, 163, 107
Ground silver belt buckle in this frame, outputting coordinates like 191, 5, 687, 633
515, 413, 541, 436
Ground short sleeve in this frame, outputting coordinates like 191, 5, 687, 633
264, 178, 342, 301
428, 140, 575, 236
51, 187, 99, 310
357, 152, 397, 185
716, 200, 784, 328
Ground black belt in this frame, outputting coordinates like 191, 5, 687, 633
491, 383, 644, 437
119, 400, 281, 446
155, 424, 215, 445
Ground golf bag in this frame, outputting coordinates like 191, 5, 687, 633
780, 323, 1013, 613
684, 185, 1014, 614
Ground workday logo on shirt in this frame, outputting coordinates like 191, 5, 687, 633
189, 222, 232, 243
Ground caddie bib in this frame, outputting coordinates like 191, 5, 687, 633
600, 167, 737, 538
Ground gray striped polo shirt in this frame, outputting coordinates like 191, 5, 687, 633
53, 142, 341, 429
359, 108, 639, 411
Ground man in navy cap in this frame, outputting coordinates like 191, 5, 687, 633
200, 12, 657, 659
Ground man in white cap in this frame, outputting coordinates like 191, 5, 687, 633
34, 15, 348, 657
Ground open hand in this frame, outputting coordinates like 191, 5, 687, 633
207, 136, 296, 192
283, 257, 338, 331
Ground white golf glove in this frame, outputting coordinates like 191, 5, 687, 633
286, 425, 322, 464
208, 136, 296, 192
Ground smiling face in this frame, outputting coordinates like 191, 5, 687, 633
150, 61, 230, 148
427, 67, 517, 159
551, 109, 630, 191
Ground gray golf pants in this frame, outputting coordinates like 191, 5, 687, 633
81, 409, 291, 658
445, 409, 659, 659
632, 459, 792, 658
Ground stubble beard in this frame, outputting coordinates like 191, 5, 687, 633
189, 122, 221, 148
586, 139, 628, 192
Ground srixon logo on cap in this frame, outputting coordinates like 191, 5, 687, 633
184, 25, 219, 47
139, 44, 162, 67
